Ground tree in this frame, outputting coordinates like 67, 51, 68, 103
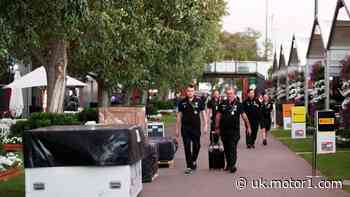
0, 0, 89, 112
143, 0, 227, 92
216, 29, 262, 61
0, 18, 12, 84
69, 0, 153, 106
70, 0, 227, 105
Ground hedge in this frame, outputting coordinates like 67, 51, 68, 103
9, 111, 90, 137
78, 108, 99, 123
151, 100, 175, 110
28, 112, 80, 129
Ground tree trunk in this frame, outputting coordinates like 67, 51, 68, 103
98, 80, 110, 107
45, 40, 68, 113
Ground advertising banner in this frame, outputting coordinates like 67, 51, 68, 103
291, 106, 306, 139
282, 104, 294, 130
316, 111, 336, 154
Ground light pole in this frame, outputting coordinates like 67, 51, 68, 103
265, 0, 269, 61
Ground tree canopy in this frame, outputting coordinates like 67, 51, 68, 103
70, 0, 227, 104
216, 29, 272, 61
1, 0, 227, 108
0, 0, 90, 112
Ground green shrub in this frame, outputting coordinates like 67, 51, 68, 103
51, 113, 80, 125
152, 100, 175, 110
9, 112, 90, 136
10, 120, 31, 137
28, 112, 80, 129
147, 104, 159, 115
78, 108, 99, 123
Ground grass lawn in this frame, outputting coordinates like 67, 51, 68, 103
345, 186, 350, 193
271, 128, 350, 192
0, 173, 24, 197
0, 151, 24, 197
271, 129, 313, 152
271, 128, 293, 139
301, 152, 350, 180
160, 113, 176, 126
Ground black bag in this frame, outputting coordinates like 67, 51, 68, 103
24, 125, 145, 168
208, 132, 225, 170
142, 142, 159, 183
149, 137, 177, 161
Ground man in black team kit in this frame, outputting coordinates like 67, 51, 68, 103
215, 86, 251, 173
176, 84, 208, 175
243, 89, 261, 149
206, 90, 221, 143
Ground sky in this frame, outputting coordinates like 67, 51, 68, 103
221, 0, 341, 77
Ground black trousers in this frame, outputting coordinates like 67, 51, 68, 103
181, 128, 201, 168
246, 124, 259, 146
221, 135, 239, 169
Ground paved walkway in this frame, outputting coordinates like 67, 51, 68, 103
141, 122, 350, 197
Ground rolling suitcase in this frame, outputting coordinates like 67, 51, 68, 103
208, 132, 225, 170
142, 142, 159, 183
149, 137, 178, 161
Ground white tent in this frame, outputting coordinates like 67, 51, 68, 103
9, 71, 24, 117
4, 66, 86, 89
66, 76, 87, 87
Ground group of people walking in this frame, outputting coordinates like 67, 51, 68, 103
176, 84, 273, 175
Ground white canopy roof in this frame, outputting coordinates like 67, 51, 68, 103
66, 76, 87, 87
9, 70, 24, 117
4, 66, 86, 89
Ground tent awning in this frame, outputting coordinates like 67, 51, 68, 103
4, 66, 87, 89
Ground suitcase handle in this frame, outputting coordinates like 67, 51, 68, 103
210, 131, 221, 146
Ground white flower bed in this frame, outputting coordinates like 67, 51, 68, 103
0, 119, 17, 126
1, 136, 22, 144
0, 152, 22, 172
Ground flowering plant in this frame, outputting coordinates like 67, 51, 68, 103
1, 136, 22, 144
288, 70, 297, 81
310, 61, 324, 81
340, 55, 350, 80
0, 152, 22, 172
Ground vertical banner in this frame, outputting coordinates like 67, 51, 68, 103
282, 104, 294, 130
291, 106, 306, 139
316, 111, 336, 154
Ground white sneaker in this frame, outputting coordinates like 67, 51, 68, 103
184, 168, 192, 175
